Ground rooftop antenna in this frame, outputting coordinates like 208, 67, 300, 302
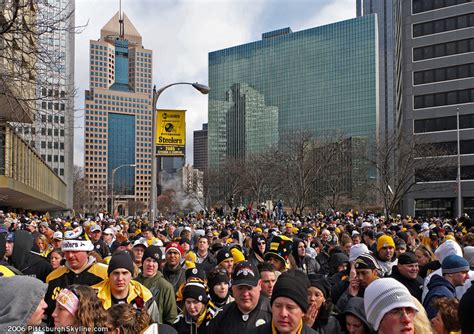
119, 0, 124, 39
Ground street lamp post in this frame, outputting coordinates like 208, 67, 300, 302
457, 109, 462, 217
150, 82, 210, 220
111, 163, 136, 216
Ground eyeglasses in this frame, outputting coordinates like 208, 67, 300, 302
386, 307, 417, 318
258, 241, 266, 245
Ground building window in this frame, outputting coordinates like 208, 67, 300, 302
414, 63, 474, 85
412, 0, 466, 14
413, 38, 474, 61
414, 89, 474, 109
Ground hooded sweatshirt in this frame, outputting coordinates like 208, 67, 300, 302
0, 233, 22, 276
343, 297, 371, 333
8, 230, 33, 270
8, 230, 52, 281
423, 274, 456, 319
0, 276, 47, 333
422, 240, 464, 300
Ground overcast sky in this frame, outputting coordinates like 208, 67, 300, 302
73, 0, 356, 166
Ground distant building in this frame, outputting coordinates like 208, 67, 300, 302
179, 164, 204, 201
208, 17, 379, 195
399, 0, 474, 217
193, 123, 208, 172
357, 0, 401, 141
83, 11, 153, 216
361, 0, 474, 217
0, 2, 67, 210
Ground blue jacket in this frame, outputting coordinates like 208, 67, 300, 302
423, 274, 456, 319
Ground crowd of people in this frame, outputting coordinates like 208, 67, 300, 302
0, 208, 473, 334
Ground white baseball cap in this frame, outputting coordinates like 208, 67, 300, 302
53, 231, 63, 240
103, 228, 114, 235
90, 224, 101, 233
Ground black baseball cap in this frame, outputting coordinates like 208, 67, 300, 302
232, 261, 260, 287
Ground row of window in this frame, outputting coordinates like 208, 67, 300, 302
40, 114, 65, 124
40, 141, 65, 150
414, 62, 474, 85
413, 0, 468, 14
41, 101, 65, 111
95, 94, 149, 103
413, 13, 474, 37
413, 38, 474, 61
414, 88, 474, 109
41, 88, 66, 98
415, 114, 474, 133
416, 139, 474, 156
415, 165, 474, 182
40, 153, 64, 162
40, 128, 65, 137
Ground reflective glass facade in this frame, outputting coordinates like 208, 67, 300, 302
115, 40, 129, 85
108, 113, 135, 195
208, 16, 378, 169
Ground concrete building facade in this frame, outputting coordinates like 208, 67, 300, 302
83, 12, 152, 216
401, 0, 474, 217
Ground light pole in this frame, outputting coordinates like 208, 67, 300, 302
457, 109, 462, 217
111, 163, 136, 216
150, 82, 210, 220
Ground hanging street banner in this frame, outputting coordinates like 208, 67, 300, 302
156, 109, 186, 156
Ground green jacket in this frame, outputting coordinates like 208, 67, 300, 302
136, 271, 178, 325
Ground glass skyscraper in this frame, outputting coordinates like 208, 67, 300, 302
208, 16, 379, 170
84, 12, 152, 215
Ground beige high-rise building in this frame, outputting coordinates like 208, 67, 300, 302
84, 12, 152, 215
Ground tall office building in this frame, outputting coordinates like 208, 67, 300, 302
83, 12, 153, 215
193, 123, 208, 172
400, 0, 474, 217
357, 0, 402, 140
0, 1, 68, 211
14, 0, 75, 209
208, 17, 379, 176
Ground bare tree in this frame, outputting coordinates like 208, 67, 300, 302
271, 131, 322, 214
208, 157, 246, 210
240, 149, 281, 204
127, 199, 146, 217
369, 134, 452, 216
72, 165, 88, 213
0, 0, 81, 123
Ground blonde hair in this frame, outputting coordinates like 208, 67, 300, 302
413, 297, 433, 334
35, 234, 49, 251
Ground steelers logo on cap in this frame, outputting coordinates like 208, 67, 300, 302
192, 268, 198, 275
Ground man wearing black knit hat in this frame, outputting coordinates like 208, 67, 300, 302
250, 270, 316, 334
92, 251, 161, 323
389, 252, 423, 301
136, 246, 178, 325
